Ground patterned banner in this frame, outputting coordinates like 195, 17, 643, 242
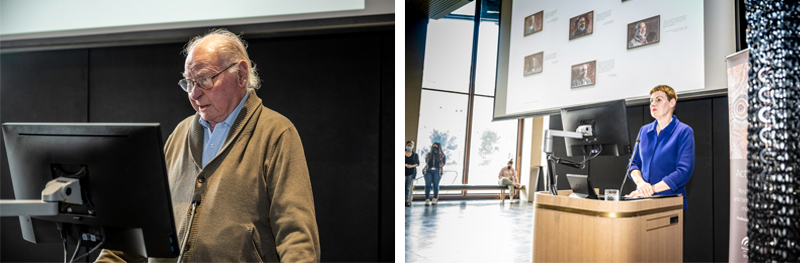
725, 49, 749, 262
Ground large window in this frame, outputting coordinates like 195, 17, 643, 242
416, 0, 518, 195
467, 96, 518, 189
421, 18, 474, 93
474, 17, 500, 96
415, 90, 468, 189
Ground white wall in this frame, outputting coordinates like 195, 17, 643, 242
0, 0, 393, 41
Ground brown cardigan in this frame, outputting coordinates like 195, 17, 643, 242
96, 89, 320, 262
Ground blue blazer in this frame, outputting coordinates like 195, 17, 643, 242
629, 116, 695, 209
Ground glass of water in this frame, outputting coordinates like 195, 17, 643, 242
605, 189, 620, 201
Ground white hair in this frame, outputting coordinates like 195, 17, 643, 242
636, 22, 646, 32
183, 28, 261, 90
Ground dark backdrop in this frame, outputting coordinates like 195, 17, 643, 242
0, 29, 394, 262
548, 96, 730, 262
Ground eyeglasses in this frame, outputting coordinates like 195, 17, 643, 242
178, 63, 237, 93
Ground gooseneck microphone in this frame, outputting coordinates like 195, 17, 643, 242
177, 193, 203, 263
619, 137, 641, 194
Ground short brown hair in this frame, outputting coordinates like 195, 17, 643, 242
650, 85, 677, 102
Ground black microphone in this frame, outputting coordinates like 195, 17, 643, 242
192, 193, 202, 205
619, 137, 641, 194
179, 193, 203, 263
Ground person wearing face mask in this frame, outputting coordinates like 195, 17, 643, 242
405, 141, 420, 207
498, 159, 521, 202
626, 85, 695, 210
423, 142, 446, 206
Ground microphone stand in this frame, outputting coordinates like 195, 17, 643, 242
619, 138, 641, 194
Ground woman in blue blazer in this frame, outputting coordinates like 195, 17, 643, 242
627, 85, 695, 209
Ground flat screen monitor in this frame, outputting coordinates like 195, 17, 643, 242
2, 123, 179, 258
561, 99, 630, 157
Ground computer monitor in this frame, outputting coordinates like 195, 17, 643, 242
561, 100, 631, 157
2, 123, 179, 258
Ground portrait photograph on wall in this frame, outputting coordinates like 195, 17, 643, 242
568, 11, 593, 40
627, 15, 660, 49
570, 60, 596, 88
524, 51, 544, 76
524, 11, 544, 36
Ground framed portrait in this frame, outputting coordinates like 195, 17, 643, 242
523, 51, 544, 76
524, 11, 544, 36
568, 11, 593, 40
627, 15, 660, 49
570, 60, 596, 88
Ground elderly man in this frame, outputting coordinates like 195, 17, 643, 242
525, 16, 537, 35
571, 16, 589, 39
571, 64, 593, 87
629, 22, 648, 48
96, 29, 320, 262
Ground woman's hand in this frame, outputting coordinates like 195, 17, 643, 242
636, 182, 655, 197
626, 190, 642, 198
405, 164, 411, 168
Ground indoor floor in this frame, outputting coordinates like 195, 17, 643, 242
405, 199, 534, 263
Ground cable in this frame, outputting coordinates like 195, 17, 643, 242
585, 145, 602, 161
70, 239, 104, 262
546, 144, 603, 196
69, 237, 83, 263
547, 157, 558, 195
57, 223, 67, 263
580, 145, 603, 164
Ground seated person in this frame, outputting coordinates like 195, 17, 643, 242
498, 159, 521, 201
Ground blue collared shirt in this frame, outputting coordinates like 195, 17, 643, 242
198, 92, 249, 168
629, 115, 695, 209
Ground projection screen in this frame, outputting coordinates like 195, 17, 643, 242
493, 0, 735, 120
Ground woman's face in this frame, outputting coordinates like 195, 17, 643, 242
406, 143, 413, 149
649, 91, 675, 120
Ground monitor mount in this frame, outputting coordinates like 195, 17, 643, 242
0, 164, 94, 245
1, 176, 82, 216
542, 124, 596, 195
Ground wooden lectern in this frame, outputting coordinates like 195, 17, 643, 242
532, 190, 684, 262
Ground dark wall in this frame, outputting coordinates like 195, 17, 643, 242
0, 49, 92, 261
404, 3, 428, 146
548, 95, 730, 262
0, 30, 394, 262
